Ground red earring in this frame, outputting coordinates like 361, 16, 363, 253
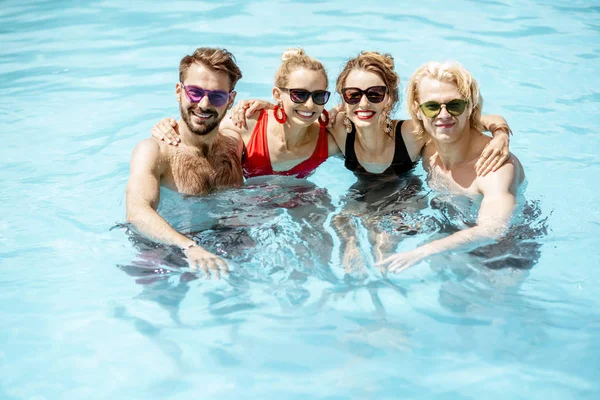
274, 103, 287, 124
318, 109, 329, 127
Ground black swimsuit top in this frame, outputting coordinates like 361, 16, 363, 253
344, 120, 415, 176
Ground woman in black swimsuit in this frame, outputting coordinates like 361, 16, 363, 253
327, 52, 512, 270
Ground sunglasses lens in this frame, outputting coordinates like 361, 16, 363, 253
420, 102, 442, 118
289, 89, 310, 103
208, 91, 230, 107
184, 85, 230, 106
343, 86, 387, 105
342, 89, 362, 105
365, 86, 387, 103
186, 87, 206, 103
420, 99, 467, 118
312, 90, 330, 105
446, 99, 467, 116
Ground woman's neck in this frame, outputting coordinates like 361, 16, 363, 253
355, 123, 393, 161
278, 120, 312, 151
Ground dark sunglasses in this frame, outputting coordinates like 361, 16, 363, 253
419, 99, 468, 118
279, 88, 331, 106
341, 86, 387, 105
180, 83, 232, 107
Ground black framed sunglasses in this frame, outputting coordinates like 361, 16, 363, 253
279, 88, 331, 106
341, 86, 387, 105
419, 99, 468, 118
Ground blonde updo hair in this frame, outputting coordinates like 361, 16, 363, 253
274, 48, 328, 88
407, 61, 484, 140
336, 52, 401, 133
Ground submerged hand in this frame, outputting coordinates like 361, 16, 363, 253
475, 132, 509, 176
151, 117, 180, 146
375, 249, 426, 273
183, 245, 229, 279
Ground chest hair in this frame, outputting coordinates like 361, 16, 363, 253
170, 136, 243, 195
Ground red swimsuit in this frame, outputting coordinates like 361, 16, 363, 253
242, 110, 329, 179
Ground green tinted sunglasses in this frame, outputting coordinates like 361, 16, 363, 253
419, 99, 468, 118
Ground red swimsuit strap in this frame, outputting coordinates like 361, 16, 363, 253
286, 123, 329, 178
243, 110, 273, 178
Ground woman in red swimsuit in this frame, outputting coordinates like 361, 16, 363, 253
151, 48, 340, 179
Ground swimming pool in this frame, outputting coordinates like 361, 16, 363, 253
1, 1, 599, 399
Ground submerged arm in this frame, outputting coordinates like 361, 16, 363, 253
377, 162, 519, 273
126, 140, 228, 277
126, 140, 191, 247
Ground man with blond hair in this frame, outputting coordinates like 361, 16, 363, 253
126, 47, 244, 278
377, 61, 524, 272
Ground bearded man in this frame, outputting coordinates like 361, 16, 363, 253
126, 48, 244, 278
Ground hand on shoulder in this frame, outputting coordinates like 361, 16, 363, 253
150, 117, 180, 146
227, 99, 271, 130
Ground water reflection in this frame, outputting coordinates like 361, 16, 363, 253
330, 173, 431, 274
113, 175, 550, 366
114, 178, 340, 320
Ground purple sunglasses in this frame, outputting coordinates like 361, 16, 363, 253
180, 82, 232, 107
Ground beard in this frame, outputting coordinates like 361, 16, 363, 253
180, 103, 224, 136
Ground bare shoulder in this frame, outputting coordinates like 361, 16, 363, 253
478, 153, 524, 194
130, 138, 168, 169
400, 119, 426, 161
328, 111, 348, 154
327, 132, 341, 156
420, 138, 436, 162
215, 130, 244, 160
211, 131, 244, 186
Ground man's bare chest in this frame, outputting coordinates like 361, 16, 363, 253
426, 163, 480, 196
163, 148, 238, 195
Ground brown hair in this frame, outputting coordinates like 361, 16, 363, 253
179, 47, 242, 91
274, 48, 328, 88
406, 61, 484, 140
336, 51, 401, 111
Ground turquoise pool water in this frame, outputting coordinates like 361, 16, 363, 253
1, 1, 599, 399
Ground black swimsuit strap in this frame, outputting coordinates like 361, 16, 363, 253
390, 120, 414, 175
343, 121, 359, 171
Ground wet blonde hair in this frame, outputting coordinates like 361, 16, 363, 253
336, 51, 400, 133
407, 61, 484, 139
274, 48, 328, 88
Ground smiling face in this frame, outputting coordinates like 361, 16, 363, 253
176, 62, 236, 136
415, 77, 470, 143
342, 69, 390, 130
274, 67, 327, 126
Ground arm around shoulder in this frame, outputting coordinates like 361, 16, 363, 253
481, 114, 512, 136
